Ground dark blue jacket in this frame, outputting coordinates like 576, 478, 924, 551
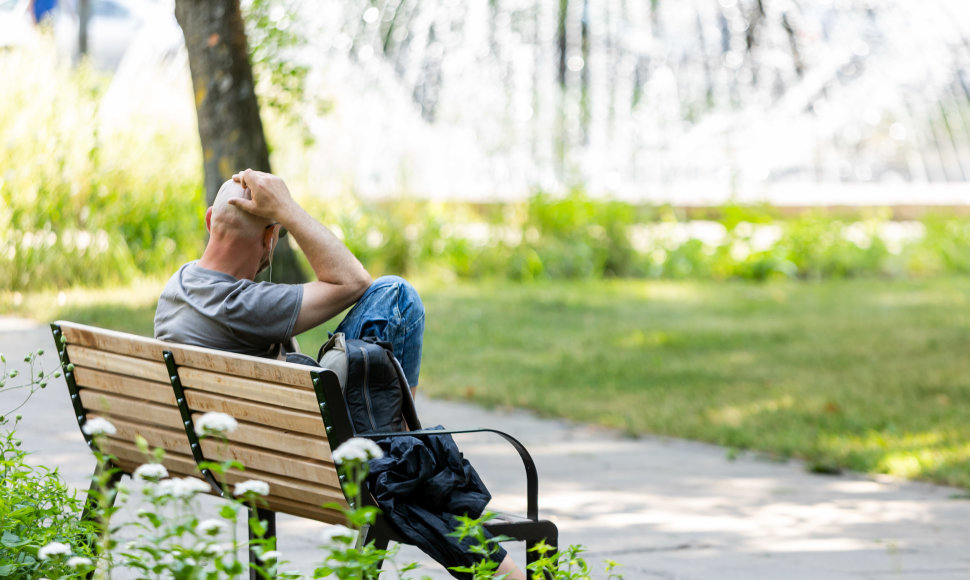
368, 428, 508, 579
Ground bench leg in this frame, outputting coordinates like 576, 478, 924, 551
356, 524, 391, 575
80, 462, 123, 580
249, 507, 277, 580
372, 534, 390, 574
524, 521, 559, 579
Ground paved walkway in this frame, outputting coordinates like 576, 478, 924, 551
3, 317, 970, 579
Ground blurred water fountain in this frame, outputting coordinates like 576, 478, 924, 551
288, 0, 970, 204
104, 0, 970, 204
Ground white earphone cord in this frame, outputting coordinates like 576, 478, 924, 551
268, 240, 274, 282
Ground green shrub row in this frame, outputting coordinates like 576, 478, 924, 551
324, 196, 970, 283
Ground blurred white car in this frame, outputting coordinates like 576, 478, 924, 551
0, 0, 35, 49
52, 0, 176, 70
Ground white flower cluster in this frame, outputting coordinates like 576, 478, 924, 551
155, 477, 212, 499
197, 542, 229, 557
260, 550, 282, 562
67, 556, 93, 569
37, 543, 90, 568
332, 437, 384, 464
233, 479, 270, 497
133, 463, 169, 481
197, 519, 228, 536
37, 542, 71, 560
81, 417, 116, 437
320, 524, 357, 545
195, 412, 238, 436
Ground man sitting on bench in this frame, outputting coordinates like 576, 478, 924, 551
153, 170, 526, 579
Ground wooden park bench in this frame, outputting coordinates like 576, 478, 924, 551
51, 321, 558, 578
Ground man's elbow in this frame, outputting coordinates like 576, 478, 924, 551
350, 270, 373, 299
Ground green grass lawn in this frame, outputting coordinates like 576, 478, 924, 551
17, 277, 970, 487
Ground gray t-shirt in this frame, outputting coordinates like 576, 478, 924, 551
154, 261, 303, 359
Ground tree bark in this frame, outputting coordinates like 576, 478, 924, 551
174, 0, 305, 283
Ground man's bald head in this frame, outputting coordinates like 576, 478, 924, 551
210, 179, 273, 238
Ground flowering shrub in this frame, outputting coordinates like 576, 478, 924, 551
1, 353, 97, 579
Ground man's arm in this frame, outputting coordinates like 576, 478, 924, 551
230, 170, 372, 335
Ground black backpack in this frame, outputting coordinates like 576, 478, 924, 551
314, 333, 410, 434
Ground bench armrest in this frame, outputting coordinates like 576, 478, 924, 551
358, 428, 541, 521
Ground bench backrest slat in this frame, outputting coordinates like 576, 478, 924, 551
177, 367, 319, 413
67, 345, 170, 383
73, 367, 176, 405
197, 439, 340, 488
206, 422, 333, 463
183, 391, 328, 438
80, 391, 183, 432
104, 438, 202, 480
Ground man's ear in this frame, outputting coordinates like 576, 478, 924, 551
263, 224, 276, 250
205, 207, 213, 233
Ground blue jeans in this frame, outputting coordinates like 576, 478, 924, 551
335, 276, 425, 388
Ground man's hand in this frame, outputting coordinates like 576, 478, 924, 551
226, 169, 372, 334
229, 169, 297, 223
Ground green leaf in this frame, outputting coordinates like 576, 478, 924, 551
249, 517, 267, 538
0, 531, 22, 547
218, 504, 238, 520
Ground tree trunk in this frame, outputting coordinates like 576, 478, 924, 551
174, 0, 305, 284
77, 0, 90, 58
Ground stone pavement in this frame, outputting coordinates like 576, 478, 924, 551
3, 317, 970, 579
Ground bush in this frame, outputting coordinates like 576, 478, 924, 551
0, 428, 97, 579
0, 45, 204, 293
1, 353, 96, 579
524, 191, 637, 279
312, 192, 970, 284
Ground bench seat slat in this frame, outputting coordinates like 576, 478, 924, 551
74, 367, 175, 405
184, 390, 327, 438
178, 367, 318, 412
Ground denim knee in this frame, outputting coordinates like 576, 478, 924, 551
335, 276, 425, 387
